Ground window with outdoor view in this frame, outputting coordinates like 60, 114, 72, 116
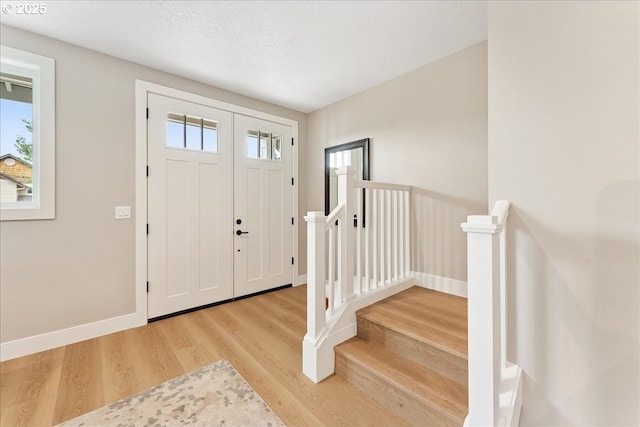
0, 46, 55, 220
246, 130, 282, 161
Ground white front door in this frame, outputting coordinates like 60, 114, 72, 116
147, 93, 234, 318
147, 93, 294, 318
233, 114, 294, 297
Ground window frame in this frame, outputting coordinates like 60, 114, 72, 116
0, 46, 55, 220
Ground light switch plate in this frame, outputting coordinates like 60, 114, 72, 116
115, 206, 131, 219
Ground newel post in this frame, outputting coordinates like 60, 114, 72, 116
302, 211, 326, 382
304, 211, 326, 341
336, 166, 357, 301
461, 215, 503, 426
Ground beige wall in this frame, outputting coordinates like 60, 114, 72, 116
306, 42, 488, 282
0, 25, 306, 344
489, 2, 639, 425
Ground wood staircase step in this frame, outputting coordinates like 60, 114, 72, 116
334, 286, 469, 426
356, 287, 468, 385
357, 286, 468, 357
335, 337, 468, 426
356, 315, 467, 386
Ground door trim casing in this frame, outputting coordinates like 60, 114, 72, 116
135, 80, 299, 321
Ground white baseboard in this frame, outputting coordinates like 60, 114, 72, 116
412, 271, 468, 298
0, 312, 146, 362
2, 272, 307, 361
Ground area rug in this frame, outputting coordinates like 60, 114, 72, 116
56, 359, 284, 427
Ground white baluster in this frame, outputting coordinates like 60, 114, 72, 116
397, 191, 403, 279
337, 217, 343, 304
404, 190, 410, 277
393, 190, 399, 281
500, 220, 507, 371
328, 224, 335, 315
385, 189, 391, 285
372, 189, 378, 289
356, 186, 362, 295
380, 190, 385, 285
364, 187, 370, 292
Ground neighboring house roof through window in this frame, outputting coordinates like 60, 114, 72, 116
0, 153, 29, 164
0, 153, 32, 186
0, 172, 26, 189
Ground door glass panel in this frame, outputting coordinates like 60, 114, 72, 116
259, 132, 269, 159
185, 117, 201, 150
271, 134, 282, 160
246, 130, 282, 161
203, 119, 218, 152
247, 132, 259, 159
166, 113, 218, 152
166, 117, 183, 149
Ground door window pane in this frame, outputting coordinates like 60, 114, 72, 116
166, 113, 218, 153
203, 119, 218, 152
247, 132, 259, 158
246, 130, 282, 161
271, 134, 282, 160
259, 132, 269, 159
166, 117, 183, 148
185, 117, 201, 150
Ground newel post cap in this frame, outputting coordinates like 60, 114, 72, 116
461, 215, 503, 234
305, 211, 326, 222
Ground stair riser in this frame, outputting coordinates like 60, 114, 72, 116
335, 353, 463, 426
357, 317, 467, 386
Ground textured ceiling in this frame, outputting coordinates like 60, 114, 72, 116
0, 1, 487, 113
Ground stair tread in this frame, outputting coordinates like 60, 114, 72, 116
357, 287, 468, 358
336, 336, 468, 423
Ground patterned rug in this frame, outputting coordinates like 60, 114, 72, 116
56, 359, 284, 427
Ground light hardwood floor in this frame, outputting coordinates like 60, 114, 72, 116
0, 285, 409, 427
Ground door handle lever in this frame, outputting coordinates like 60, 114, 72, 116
236, 230, 249, 235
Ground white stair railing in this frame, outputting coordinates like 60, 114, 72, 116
354, 180, 412, 294
461, 201, 523, 427
303, 166, 414, 382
